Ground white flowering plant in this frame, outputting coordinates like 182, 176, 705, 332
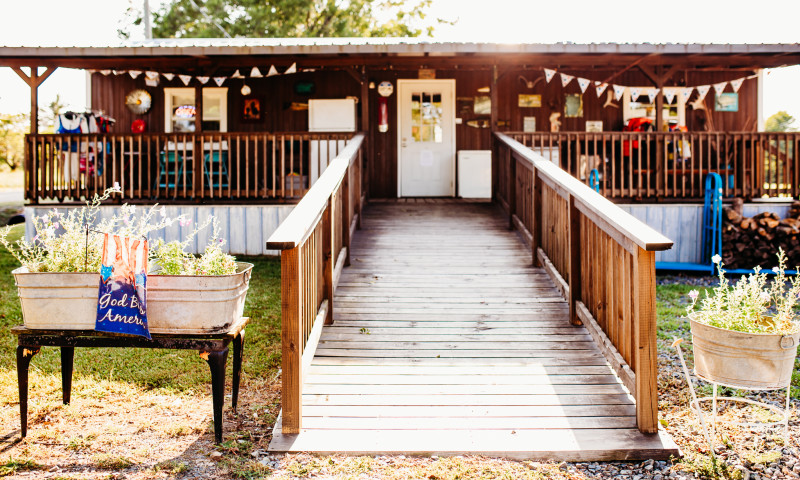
148, 217, 237, 276
686, 250, 800, 334
0, 185, 237, 276
0, 186, 175, 273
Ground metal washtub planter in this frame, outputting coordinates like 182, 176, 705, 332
12, 262, 254, 334
147, 262, 254, 334
689, 316, 800, 390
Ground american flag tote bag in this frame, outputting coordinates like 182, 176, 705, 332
95, 233, 150, 338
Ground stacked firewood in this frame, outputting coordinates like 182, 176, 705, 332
721, 200, 800, 270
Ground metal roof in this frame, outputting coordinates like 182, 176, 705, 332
1, 38, 800, 57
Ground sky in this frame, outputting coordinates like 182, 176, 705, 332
1, 0, 799, 125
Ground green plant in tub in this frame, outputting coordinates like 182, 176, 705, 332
686, 250, 800, 335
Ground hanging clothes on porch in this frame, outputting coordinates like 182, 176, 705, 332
95, 233, 150, 339
56, 111, 114, 183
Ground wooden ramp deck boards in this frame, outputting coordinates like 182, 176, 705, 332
269, 200, 679, 461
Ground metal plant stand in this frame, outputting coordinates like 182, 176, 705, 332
13, 317, 249, 444
672, 337, 792, 453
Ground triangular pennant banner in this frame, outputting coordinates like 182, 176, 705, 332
647, 88, 659, 104
213, 77, 226, 86
543, 68, 556, 83
179, 74, 192, 86
696, 85, 711, 101
713, 82, 727, 95
250, 67, 263, 78
266, 65, 279, 77
613, 85, 626, 101
595, 82, 608, 97
129, 70, 142, 79
162, 73, 175, 81
112, 70, 126, 75
145, 77, 159, 87
284, 62, 297, 74
100, 70, 112, 76
196, 76, 210, 85
560, 73, 574, 88
577, 77, 591, 93
730, 78, 744, 92
145, 71, 159, 80
629, 87, 641, 101
231, 69, 244, 79
663, 88, 676, 104
680, 87, 694, 102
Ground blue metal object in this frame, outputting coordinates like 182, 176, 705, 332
701, 173, 724, 273
656, 173, 722, 274
589, 168, 600, 193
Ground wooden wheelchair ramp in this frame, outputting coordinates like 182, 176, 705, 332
269, 200, 678, 460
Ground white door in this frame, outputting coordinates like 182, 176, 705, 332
398, 80, 456, 197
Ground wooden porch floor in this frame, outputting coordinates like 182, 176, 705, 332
268, 200, 678, 460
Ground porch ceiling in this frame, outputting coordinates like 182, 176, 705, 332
1, 40, 799, 74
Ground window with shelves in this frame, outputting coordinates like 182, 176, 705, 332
164, 87, 228, 133
622, 87, 686, 128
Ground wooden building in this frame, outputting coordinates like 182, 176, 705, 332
3, 40, 800, 458
3, 40, 799, 204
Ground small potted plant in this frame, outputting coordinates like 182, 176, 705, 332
1, 186, 252, 334
686, 251, 800, 389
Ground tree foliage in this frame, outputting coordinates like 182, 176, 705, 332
765, 111, 797, 132
126, 0, 445, 39
0, 113, 28, 171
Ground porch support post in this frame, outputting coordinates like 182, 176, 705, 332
490, 65, 499, 131
13, 66, 56, 135
194, 83, 203, 133
359, 66, 369, 205
194, 83, 203, 196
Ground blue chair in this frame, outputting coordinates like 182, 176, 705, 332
204, 151, 229, 190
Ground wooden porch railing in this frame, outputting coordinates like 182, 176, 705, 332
508, 131, 800, 202
494, 132, 673, 434
24, 132, 353, 203
266, 133, 365, 434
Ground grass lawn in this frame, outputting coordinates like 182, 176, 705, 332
0, 229, 796, 479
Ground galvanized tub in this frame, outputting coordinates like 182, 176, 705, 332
12, 262, 253, 334
12, 269, 99, 330
689, 316, 800, 390
147, 262, 253, 334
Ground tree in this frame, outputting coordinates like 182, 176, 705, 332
122, 0, 447, 39
0, 113, 29, 171
765, 111, 797, 132
38, 94, 67, 133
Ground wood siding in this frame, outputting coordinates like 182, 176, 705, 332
92, 66, 759, 199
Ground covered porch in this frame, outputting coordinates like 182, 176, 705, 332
4, 40, 800, 206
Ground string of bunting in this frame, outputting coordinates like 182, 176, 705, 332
542, 67, 756, 103
87, 62, 301, 87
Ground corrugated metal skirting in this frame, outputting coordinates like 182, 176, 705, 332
619, 203, 791, 264
24, 205, 295, 256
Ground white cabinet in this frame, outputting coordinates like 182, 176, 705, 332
458, 150, 491, 198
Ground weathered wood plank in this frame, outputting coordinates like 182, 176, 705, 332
269, 200, 674, 460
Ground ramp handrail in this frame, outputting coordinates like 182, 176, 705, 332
266, 133, 365, 434
494, 132, 673, 434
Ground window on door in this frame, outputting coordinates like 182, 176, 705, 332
410, 92, 443, 143
164, 87, 228, 133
